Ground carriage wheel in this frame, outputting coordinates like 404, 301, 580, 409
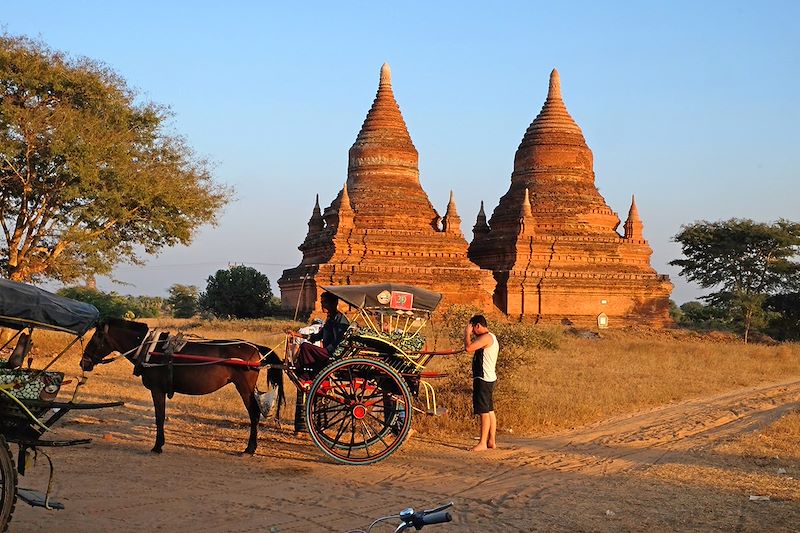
0, 436, 17, 532
306, 357, 412, 465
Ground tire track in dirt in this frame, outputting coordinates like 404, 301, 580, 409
458, 378, 800, 505
9, 378, 800, 532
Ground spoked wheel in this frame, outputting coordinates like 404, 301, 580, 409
0, 436, 17, 532
306, 357, 412, 465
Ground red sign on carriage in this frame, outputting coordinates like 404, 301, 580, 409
389, 291, 414, 310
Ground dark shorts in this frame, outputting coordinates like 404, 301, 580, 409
472, 379, 495, 415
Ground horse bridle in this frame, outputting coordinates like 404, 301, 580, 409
84, 323, 150, 367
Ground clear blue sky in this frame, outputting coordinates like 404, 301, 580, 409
4, 1, 799, 304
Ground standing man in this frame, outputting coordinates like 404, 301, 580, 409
464, 314, 498, 452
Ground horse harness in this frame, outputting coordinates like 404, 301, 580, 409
130, 329, 267, 397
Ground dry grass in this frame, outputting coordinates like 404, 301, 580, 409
718, 409, 800, 462
414, 327, 800, 438
6, 320, 800, 445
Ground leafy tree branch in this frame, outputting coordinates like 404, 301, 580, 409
0, 34, 232, 283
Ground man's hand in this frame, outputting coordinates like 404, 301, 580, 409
464, 322, 474, 351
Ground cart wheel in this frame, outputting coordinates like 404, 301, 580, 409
306, 357, 412, 465
0, 436, 16, 532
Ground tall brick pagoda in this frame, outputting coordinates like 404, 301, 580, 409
279, 64, 494, 314
468, 69, 672, 325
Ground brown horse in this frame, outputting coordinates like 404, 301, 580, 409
80, 318, 284, 455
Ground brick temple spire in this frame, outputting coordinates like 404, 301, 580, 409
344, 63, 440, 230
623, 195, 644, 240
280, 64, 495, 314
469, 69, 672, 323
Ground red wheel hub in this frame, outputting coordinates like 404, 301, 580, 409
352, 404, 367, 419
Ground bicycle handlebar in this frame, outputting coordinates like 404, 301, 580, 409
420, 510, 453, 526
396, 502, 454, 532
348, 502, 454, 533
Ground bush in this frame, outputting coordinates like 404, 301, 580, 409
199, 265, 277, 319
764, 293, 800, 341
438, 303, 558, 375
57, 287, 160, 319
167, 284, 199, 318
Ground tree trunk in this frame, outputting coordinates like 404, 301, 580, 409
743, 308, 752, 344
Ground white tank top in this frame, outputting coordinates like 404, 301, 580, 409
472, 332, 498, 382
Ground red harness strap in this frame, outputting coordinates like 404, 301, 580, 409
146, 352, 261, 369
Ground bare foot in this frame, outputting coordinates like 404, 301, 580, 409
471, 443, 488, 452
488, 442, 497, 449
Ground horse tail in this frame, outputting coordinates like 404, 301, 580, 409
264, 358, 286, 418
256, 343, 286, 418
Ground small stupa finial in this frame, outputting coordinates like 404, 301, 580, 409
522, 188, 532, 218
473, 200, 490, 235
442, 190, 462, 235
517, 188, 535, 236
302, 193, 325, 243
340, 182, 352, 212
547, 68, 561, 100
380, 63, 392, 86
624, 194, 644, 240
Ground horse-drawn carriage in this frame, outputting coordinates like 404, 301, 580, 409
79, 282, 453, 467
0, 279, 122, 531
286, 283, 452, 465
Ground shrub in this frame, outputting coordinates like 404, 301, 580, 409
57, 286, 159, 319
199, 265, 276, 318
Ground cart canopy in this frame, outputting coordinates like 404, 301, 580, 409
0, 278, 100, 335
321, 283, 443, 313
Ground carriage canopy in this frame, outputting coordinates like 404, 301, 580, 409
321, 283, 442, 313
0, 278, 100, 335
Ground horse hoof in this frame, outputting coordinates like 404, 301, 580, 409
242, 448, 256, 456
151, 447, 163, 454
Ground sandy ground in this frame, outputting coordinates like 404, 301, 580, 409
8, 375, 800, 532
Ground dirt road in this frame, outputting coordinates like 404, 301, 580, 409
10, 378, 800, 532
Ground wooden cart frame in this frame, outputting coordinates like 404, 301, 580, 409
0, 279, 122, 531
284, 283, 454, 465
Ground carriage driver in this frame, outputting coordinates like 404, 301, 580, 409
287, 291, 350, 379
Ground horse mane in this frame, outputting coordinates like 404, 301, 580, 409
102, 317, 150, 337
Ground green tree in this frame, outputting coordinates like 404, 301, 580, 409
199, 265, 275, 318
671, 219, 800, 342
57, 286, 149, 320
0, 34, 231, 283
167, 284, 199, 318
679, 300, 734, 330
667, 299, 682, 322
764, 292, 800, 341
127, 295, 163, 318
